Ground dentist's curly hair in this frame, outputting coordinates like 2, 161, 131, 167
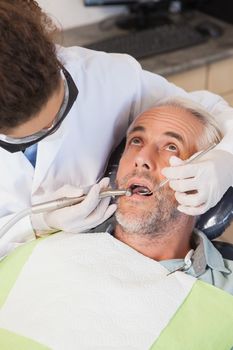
0, 0, 61, 131
6, 0, 58, 35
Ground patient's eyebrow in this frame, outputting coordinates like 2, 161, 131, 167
127, 127, 185, 144
127, 125, 145, 136
164, 131, 184, 143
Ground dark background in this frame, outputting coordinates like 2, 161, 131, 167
197, 0, 233, 24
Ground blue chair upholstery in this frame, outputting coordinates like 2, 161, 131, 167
196, 187, 233, 240
197, 186, 233, 261
212, 241, 233, 261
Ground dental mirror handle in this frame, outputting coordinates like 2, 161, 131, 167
159, 143, 216, 189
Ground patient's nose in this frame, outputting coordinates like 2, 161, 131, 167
134, 147, 156, 170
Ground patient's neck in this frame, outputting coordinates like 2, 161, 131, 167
114, 216, 195, 261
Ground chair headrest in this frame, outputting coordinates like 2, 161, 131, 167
196, 187, 233, 240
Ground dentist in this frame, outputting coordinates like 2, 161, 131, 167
0, 0, 233, 256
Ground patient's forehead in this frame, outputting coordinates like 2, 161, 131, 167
133, 105, 203, 128
129, 105, 204, 145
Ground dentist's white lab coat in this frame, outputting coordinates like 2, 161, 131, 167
1, 46, 233, 257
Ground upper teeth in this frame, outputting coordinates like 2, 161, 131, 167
130, 184, 152, 196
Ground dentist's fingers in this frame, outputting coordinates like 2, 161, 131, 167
177, 203, 208, 216
42, 177, 113, 232
169, 178, 198, 193
162, 162, 200, 181
67, 177, 111, 218
76, 201, 117, 232
175, 191, 206, 208
162, 149, 233, 216
168, 155, 185, 167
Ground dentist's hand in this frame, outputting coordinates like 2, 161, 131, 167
161, 149, 233, 215
31, 178, 117, 234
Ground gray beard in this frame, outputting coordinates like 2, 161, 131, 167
115, 172, 181, 237
115, 198, 180, 237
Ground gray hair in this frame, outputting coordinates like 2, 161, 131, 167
152, 97, 223, 149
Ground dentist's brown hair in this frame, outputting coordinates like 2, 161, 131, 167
0, 0, 61, 131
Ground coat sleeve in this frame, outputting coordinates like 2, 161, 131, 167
128, 56, 233, 155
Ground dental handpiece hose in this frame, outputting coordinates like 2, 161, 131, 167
0, 189, 131, 239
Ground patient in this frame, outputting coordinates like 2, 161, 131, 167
109, 97, 233, 293
0, 98, 233, 350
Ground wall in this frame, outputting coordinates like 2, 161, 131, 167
37, 0, 126, 30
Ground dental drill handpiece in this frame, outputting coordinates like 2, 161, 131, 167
31, 189, 132, 214
158, 143, 217, 189
0, 189, 132, 240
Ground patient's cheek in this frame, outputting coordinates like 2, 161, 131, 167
116, 196, 128, 210
115, 164, 125, 184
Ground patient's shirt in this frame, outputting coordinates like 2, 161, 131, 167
160, 229, 233, 295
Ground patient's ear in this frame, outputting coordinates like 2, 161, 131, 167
104, 138, 126, 187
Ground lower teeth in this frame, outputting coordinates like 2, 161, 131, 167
138, 189, 152, 196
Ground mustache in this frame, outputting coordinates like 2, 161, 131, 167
116, 170, 159, 190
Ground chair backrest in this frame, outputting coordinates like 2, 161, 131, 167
212, 241, 233, 261
105, 139, 233, 241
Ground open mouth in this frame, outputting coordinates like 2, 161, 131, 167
129, 184, 153, 196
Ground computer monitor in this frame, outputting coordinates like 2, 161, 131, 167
85, 0, 136, 5
84, 0, 171, 30
84, 0, 208, 30
84, 0, 204, 9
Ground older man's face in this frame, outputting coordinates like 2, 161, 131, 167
115, 105, 204, 234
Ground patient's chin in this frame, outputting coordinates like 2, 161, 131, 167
115, 192, 180, 236
115, 208, 177, 236
115, 210, 151, 234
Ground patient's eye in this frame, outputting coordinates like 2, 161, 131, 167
165, 144, 178, 152
129, 137, 142, 146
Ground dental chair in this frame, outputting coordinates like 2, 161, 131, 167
105, 139, 233, 260
196, 186, 233, 260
